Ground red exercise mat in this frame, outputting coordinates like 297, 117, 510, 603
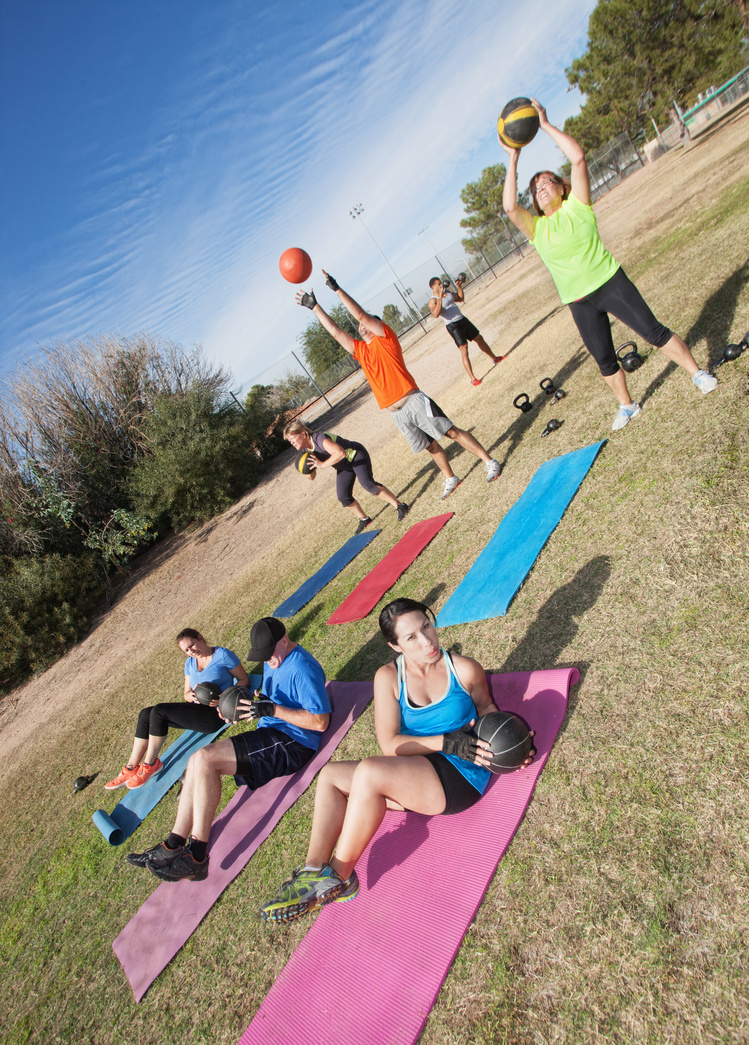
326, 513, 453, 625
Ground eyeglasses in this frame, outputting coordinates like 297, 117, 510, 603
533, 177, 558, 195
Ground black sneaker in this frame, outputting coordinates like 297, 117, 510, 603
396, 502, 410, 522
355, 517, 372, 535
126, 841, 183, 869
147, 848, 209, 882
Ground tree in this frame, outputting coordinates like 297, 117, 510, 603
382, 304, 405, 332
565, 0, 744, 152
298, 304, 359, 384
460, 165, 531, 259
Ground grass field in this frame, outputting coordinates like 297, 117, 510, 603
1, 109, 747, 1045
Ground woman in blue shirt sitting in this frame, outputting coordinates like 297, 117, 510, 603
260, 597, 534, 923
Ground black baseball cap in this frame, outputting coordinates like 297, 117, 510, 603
247, 617, 286, 661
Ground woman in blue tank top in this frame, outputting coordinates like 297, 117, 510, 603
260, 597, 535, 924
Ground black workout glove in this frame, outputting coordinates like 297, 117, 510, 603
324, 273, 340, 292
442, 724, 480, 762
300, 290, 317, 309
246, 697, 275, 720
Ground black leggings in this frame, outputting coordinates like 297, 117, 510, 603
135, 702, 223, 739
335, 449, 382, 507
568, 267, 672, 377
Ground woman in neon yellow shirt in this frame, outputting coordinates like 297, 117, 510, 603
500, 99, 717, 431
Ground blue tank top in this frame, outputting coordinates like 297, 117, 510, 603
397, 650, 490, 794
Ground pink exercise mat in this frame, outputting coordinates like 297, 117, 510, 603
113, 681, 373, 1002
239, 666, 578, 1045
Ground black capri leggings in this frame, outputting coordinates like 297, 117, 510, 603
568, 267, 672, 377
135, 702, 223, 739
335, 448, 382, 507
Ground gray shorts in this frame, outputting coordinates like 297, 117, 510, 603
390, 390, 453, 454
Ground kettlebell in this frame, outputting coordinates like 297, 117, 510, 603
616, 341, 644, 373
456, 271, 467, 283
553, 387, 567, 401
541, 419, 563, 437
539, 377, 556, 396
73, 775, 91, 794
513, 393, 533, 413
715, 342, 746, 366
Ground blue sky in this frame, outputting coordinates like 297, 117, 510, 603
0, 0, 596, 391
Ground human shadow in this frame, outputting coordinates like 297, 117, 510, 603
493, 554, 611, 715
502, 305, 567, 356
684, 260, 749, 368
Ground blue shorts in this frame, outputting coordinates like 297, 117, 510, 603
231, 727, 314, 790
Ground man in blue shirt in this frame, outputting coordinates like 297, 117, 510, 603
127, 617, 330, 882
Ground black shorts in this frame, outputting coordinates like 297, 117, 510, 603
230, 727, 315, 790
446, 316, 480, 347
424, 752, 483, 815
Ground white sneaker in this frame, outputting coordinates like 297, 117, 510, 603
485, 459, 502, 482
441, 475, 462, 500
693, 370, 718, 394
612, 402, 642, 431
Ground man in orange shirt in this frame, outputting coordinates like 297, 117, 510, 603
297, 271, 502, 500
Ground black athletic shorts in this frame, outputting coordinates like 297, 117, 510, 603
231, 727, 315, 790
424, 752, 483, 815
446, 316, 480, 347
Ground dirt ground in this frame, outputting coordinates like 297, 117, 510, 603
1, 103, 746, 786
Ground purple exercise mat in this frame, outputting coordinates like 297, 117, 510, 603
239, 667, 578, 1045
113, 680, 373, 1001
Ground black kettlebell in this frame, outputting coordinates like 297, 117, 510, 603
441, 279, 451, 290
541, 418, 563, 437
715, 342, 746, 366
73, 775, 91, 794
617, 341, 644, 372
513, 393, 533, 413
553, 387, 567, 401
456, 271, 467, 283
539, 377, 556, 396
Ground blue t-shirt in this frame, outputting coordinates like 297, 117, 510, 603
258, 646, 330, 751
397, 650, 490, 794
184, 646, 242, 693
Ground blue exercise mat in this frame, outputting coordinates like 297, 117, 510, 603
273, 529, 381, 618
92, 674, 262, 845
436, 441, 605, 626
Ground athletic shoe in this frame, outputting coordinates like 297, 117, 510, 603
355, 516, 372, 535
147, 847, 209, 882
259, 863, 348, 924
693, 370, 718, 394
126, 841, 182, 869
441, 476, 462, 500
485, 459, 502, 483
491, 355, 506, 366
396, 502, 410, 522
125, 757, 163, 789
612, 402, 642, 431
104, 765, 139, 790
332, 869, 360, 904
471, 378, 482, 386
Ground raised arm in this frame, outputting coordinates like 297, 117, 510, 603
530, 98, 590, 205
427, 283, 444, 319
322, 270, 385, 339
499, 142, 536, 239
297, 289, 357, 355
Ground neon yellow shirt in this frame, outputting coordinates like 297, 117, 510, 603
531, 193, 620, 303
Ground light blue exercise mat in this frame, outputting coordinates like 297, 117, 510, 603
92, 674, 262, 845
273, 529, 381, 618
436, 441, 606, 626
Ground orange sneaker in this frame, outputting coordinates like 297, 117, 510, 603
104, 765, 140, 790
126, 758, 163, 789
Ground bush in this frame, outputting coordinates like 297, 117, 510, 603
130, 388, 273, 531
0, 553, 104, 693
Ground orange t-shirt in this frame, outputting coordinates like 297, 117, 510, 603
352, 324, 418, 409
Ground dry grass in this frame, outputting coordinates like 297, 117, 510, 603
0, 109, 748, 1045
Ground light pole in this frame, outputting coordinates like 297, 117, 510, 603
417, 225, 454, 285
350, 204, 426, 331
